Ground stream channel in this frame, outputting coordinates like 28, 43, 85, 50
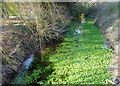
12, 19, 113, 84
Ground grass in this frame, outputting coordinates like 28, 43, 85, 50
12, 19, 113, 84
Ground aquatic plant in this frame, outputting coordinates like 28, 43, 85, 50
17, 19, 113, 84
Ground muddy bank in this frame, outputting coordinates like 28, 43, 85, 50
94, 2, 119, 79
2, 19, 39, 84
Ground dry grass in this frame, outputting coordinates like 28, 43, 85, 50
1, 2, 70, 84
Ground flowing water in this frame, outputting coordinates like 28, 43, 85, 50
12, 54, 35, 84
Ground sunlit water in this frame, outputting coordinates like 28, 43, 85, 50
13, 54, 34, 84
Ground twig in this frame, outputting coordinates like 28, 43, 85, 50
9, 41, 21, 56
106, 79, 115, 85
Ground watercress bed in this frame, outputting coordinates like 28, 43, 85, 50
12, 19, 113, 84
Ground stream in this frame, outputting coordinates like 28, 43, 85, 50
12, 54, 35, 84
12, 19, 113, 84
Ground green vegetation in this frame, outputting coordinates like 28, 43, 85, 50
108, 5, 118, 13
12, 19, 113, 84
1, 2, 18, 16
42, 19, 113, 84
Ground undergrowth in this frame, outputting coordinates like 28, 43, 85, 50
12, 19, 113, 84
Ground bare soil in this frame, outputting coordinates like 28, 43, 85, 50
94, 2, 120, 81
2, 19, 38, 84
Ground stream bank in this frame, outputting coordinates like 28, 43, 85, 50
94, 2, 119, 80
12, 19, 113, 84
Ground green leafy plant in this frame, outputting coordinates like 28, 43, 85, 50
18, 19, 113, 84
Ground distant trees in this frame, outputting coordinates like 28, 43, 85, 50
64, 2, 97, 21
